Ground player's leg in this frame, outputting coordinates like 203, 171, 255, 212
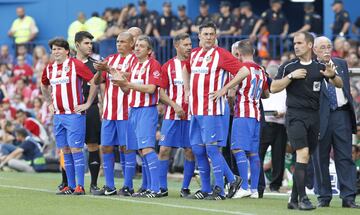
180, 120, 195, 197
248, 119, 261, 198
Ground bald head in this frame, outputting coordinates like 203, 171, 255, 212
116, 32, 134, 54
127, 27, 142, 41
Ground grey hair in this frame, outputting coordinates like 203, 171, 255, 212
314, 36, 332, 48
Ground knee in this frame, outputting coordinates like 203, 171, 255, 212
184, 148, 195, 161
296, 148, 309, 163
87, 143, 99, 152
141, 147, 154, 156
191, 145, 206, 157
205, 144, 220, 157
101, 146, 113, 154
159, 146, 171, 160
62, 147, 71, 154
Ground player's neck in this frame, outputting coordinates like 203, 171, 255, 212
176, 55, 186, 61
55, 56, 68, 65
76, 52, 88, 62
241, 56, 254, 63
299, 53, 312, 63
119, 51, 130, 57
138, 56, 148, 63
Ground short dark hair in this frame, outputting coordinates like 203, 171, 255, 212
75, 31, 94, 43
136, 35, 153, 50
237, 39, 254, 56
48, 37, 70, 51
199, 22, 217, 33
295, 32, 314, 45
15, 128, 28, 138
173, 33, 190, 45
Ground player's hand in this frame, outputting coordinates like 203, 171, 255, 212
280, 32, 287, 39
320, 61, 337, 78
74, 102, 90, 113
47, 103, 54, 114
93, 60, 109, 72
111, 74, 128, 87
209, 88, 227, 102
174, 104, 186, 119
291, 69, 307, 79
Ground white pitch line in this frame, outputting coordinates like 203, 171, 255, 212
0, 184, 254, 215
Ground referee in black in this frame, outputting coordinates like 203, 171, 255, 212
271, 32, 343, 210
74, 31, 102, 193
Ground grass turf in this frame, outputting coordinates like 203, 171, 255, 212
0, 172, 358, 215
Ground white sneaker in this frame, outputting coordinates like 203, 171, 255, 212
250, 192, 259, 199
233, 188, 251, 199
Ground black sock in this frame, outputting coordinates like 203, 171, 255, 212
290, 174, 298, 202
61, 167, 67, 185
88, 150, 100, 186
294, 162, 307, 200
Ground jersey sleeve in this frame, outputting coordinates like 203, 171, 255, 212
218, 48, 243, 76
275, 63, 288, 80
41, 66, 50, 85
74, 59, 94, 82
148, 60, 165, 88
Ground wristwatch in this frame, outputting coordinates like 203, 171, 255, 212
287, 73, 293, 80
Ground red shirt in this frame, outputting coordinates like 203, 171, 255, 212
102, 53, 136, 120
41, 58, 94, 114
189, 46, 243, 115
128, 58, 164, 108
13, 64, 33, 78
161, 57, 190, 120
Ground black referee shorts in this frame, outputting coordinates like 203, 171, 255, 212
85, 103, 101, 144
285, 109, 319, 153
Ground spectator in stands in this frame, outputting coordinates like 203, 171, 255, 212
120, 4, 136, 30
85, 12, 107, 42
128, 0, 153, 35
0, 120, 17, 156
331, 0, 350, 38
216, 1, 236, 36
67, 12, 87, 50
170, 5, 192, 37
250, 0, 288, 58
346, 53, 360, 68
8, 6, 39, 45
16, 44, 33, 65
32, 97, 50, 125
290, 3, 322, 36
235, 1, 259, 36
191, 0, 212, 34
0, 63, 12, 90
0, 99, 17, 121
13, 55, 33, 80
332, 36, 347, 58
32, 46, 49, 79
0, 45, 14, 70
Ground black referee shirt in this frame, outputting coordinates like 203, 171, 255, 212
275, 58, 326, 111
82, 57, 98, 105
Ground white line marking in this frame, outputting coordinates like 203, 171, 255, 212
0, 184, 253, 215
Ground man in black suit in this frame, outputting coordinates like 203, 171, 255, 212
313, 36, 359, 209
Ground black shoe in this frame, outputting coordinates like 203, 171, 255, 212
180, 188, 191, 198
118, 186, 134, 196
227, 175, 242, 198
258, 189, 264, 199
160, 188, 168, 197
204, 186, 226, 200
317, 201, 330, 207
57, 182, 67, 191
138, 190, 162, 198
92, 186, 117, 196
299, 197, 316, 210
288, 201, 299, 210
187, 190, 209, 200
132, 188, 149, 197
89, 184, 101, 194
342, 200, 360, 209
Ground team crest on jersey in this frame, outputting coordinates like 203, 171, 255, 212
205, 56, 212, 62
56, 70, 62, 76
153, 70, 161, 78
64, 66, 70, 73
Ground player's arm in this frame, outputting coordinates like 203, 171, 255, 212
93, 61, 109, 85
210, 67, 250, 102
182, 64, 190, 104
270, 69, 307, 93
40, 83, 54, 113
0, 148, 24, 169
159, 89, 185, 118
262, 89, 270, 99
281, 23, 289, 38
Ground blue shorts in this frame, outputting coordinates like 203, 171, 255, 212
159, 120, 191, 148
189, 115, 223, 145
53, 114, 86, 148
231, 117, 260, 153
129, 106, 158, 149
101, 120, 128, 147
219, 102, 230, 147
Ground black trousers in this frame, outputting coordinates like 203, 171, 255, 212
258, 122, 287, 191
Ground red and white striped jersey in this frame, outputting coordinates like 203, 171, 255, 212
41, 58, 94, 114
234, 62, 268, 121
128, 58, 164, 108
189, 46, 243, 115
161, 57, 190, 120
23, 117, 49, 145
102, 53, 136, 120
